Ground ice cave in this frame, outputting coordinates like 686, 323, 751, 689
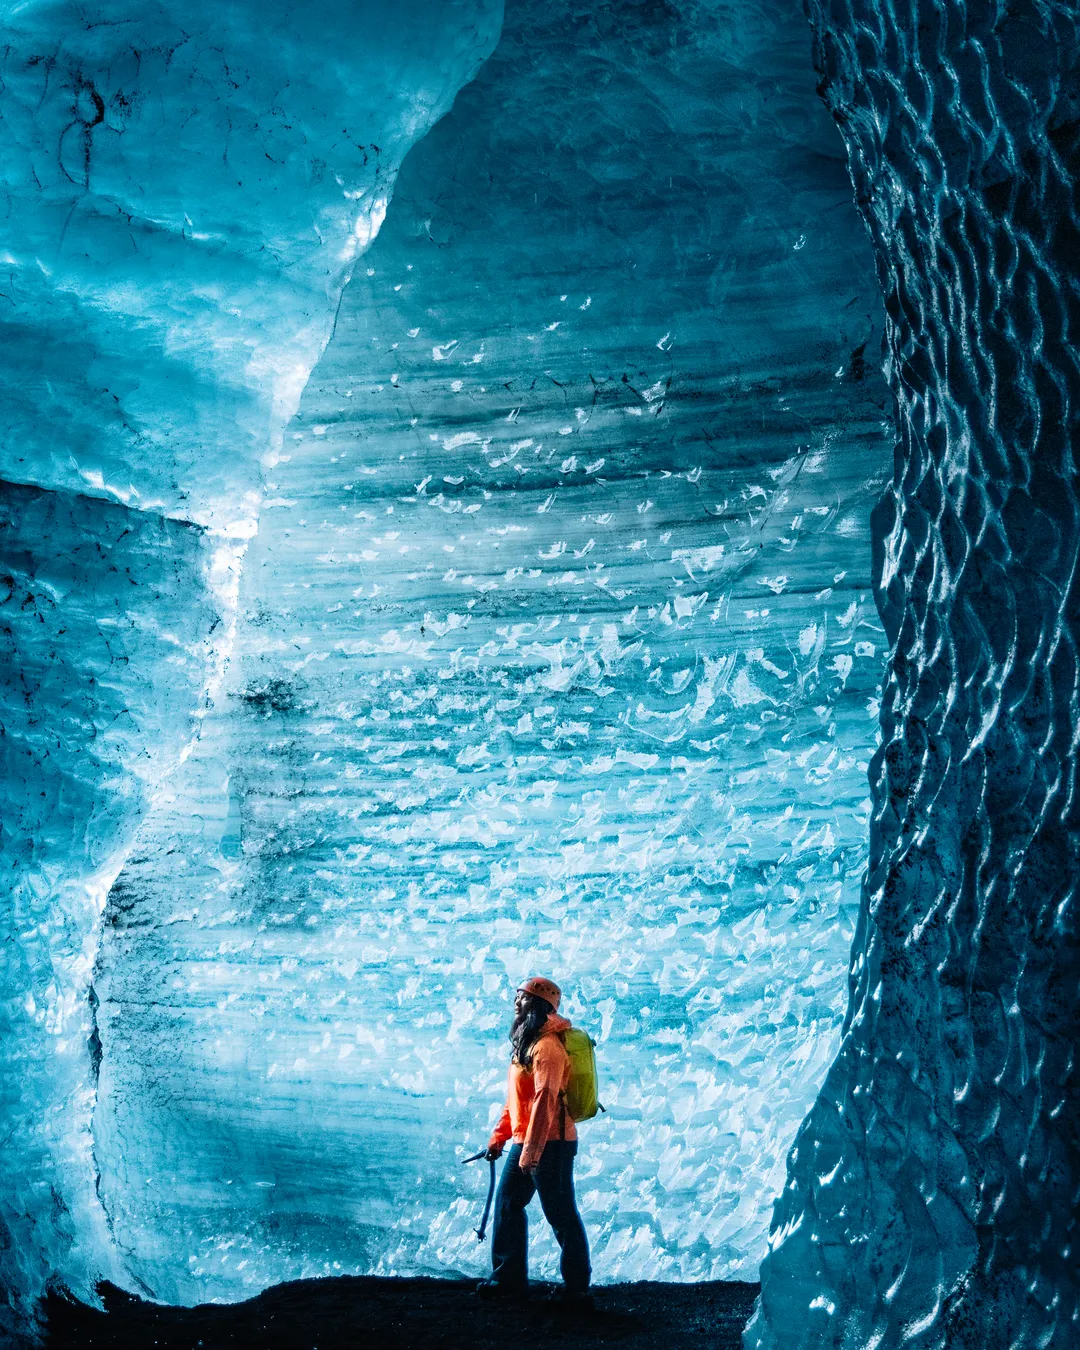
1, 0, 1076, 1345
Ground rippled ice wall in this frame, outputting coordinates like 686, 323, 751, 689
748, 3, 1080, 1348
0, 0, 499, 1335
89, 0, 892, 1307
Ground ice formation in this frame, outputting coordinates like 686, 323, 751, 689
746, 3, 1080, 1348
88, 0, 889, 1310
0, 0, 500, 1335
8, 0, 1073, 1342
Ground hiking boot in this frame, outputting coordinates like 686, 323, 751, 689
475, 1279, 528, 1300
555, 1289, 595, 1312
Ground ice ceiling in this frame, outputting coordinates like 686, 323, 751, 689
5, 0, 1075, 1343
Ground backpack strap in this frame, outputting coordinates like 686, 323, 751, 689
560, 1029, 568, 1139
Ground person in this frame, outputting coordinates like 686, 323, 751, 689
476, 976, 592, 1303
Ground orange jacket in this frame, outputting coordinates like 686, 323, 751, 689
488, 1013, 578, 1169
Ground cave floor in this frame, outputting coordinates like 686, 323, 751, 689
43, 1276, 760, 1349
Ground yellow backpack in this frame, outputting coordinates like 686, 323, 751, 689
560, 1027, 604, 1122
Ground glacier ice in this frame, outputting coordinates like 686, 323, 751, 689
11, 0, 1071, 1341
745, 2, 1080, 1348
86, 0, 890, 1312
0, 0, 500, 1335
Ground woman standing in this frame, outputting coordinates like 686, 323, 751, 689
477, 976, 592, 1302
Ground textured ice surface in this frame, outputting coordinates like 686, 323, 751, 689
746, 3, 1080, 1348
88, 0, 891, 1308
0, 0, 500, 1335
0, 480, 221, 1326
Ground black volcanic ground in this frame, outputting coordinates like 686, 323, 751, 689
44, 1276, 760, 1348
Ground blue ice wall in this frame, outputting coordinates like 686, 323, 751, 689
0, 0, 500, 1336
88, 0, 891, 1307
746, 3, 1080, 1348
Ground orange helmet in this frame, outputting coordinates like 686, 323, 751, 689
517, 975, 561, 1011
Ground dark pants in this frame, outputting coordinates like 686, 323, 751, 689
490, 1141, 591, 1293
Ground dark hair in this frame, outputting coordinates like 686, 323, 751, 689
510, 992, 554, 1070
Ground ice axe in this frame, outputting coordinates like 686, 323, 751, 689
461, 1150, 497, 1242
